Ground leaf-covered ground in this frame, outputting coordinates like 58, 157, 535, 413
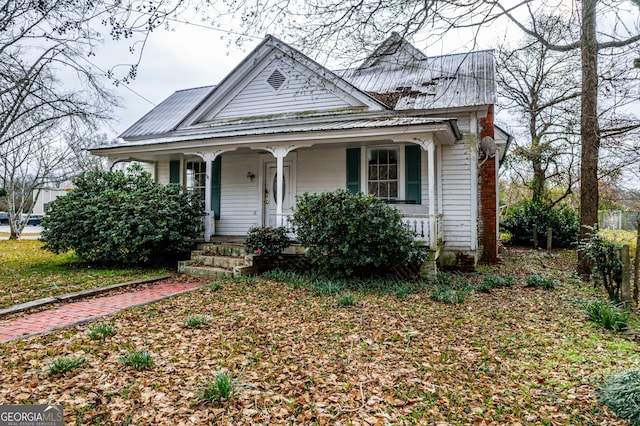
0, 248, 638, 425
0, 240, 170, 308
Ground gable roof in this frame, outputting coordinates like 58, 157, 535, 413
117, 34, 494, 141
357, 32, 428, 70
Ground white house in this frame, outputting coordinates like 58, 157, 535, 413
91, 33, 510, 268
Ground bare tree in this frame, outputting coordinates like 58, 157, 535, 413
1, 0, 205, 238
0, 120, 78, 239
497, 16, 581, 206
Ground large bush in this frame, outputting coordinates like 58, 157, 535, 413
41, 165, 203, 265
290, 190, 426, 277
500, 200, 579, 248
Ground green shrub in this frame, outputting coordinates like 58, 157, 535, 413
48, 356, 87, 375
291, 190, 426, 277
430, 274, 473, 304
196, 372, 238, 404
337, 292, 357, 307
87, 323, 116, 340
40, 164, 202, 265
500, 200, 579, 248
186, 315, 210, 328
475, 275, 514, 292
244, 226, 290, 259
585, 300, 628, 331
118, 349, 154, 370
597, 368, 640, 424
525, 274, 556, 289
580, 227, 624, 302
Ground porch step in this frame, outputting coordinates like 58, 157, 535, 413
196, 243, 246, 257
179, 242, 260, 279
190, 254, 246, 269
178, 264, 235, 279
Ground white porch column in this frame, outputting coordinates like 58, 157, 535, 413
413, 137, 438, 249
427, 141, 437, 250
265, 146, 296, 228
204, 153, 214, 242
193, 151, 222, 243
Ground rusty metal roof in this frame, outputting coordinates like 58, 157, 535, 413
98, 113, 459, 151
338, 49, 496, 110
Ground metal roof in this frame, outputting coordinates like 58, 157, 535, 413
338, 50, 496, 110
116, 35, 495, 141
120, 86, 214, 139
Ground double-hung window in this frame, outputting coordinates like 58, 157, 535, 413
367, 148, 399, 200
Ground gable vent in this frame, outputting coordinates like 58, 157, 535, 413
267, 69, 286, 91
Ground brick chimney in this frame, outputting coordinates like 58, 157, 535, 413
480, 105, 498, 263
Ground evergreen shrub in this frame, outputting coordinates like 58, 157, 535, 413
40, 165, 202, 265
244, 226, 289, 259
291, 190, 425, 277
500, 200, 579, 248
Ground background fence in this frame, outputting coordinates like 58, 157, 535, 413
599, 211, 640, 231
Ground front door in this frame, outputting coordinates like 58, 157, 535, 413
264, 163, 292, 227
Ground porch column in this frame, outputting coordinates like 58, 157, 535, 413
414, 137, 438, 250
265, 145, 296, 228
201, 152, 220, 243
427, 141, 437, 250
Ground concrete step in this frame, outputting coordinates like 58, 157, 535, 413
178, 263, 234, 279
196, 243, 246, 257
190, 255, 246, 269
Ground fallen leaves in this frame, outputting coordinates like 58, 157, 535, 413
0, 248, 636, 424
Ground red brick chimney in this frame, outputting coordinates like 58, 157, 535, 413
480, 105, 498, 263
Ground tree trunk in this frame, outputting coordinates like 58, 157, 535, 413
577, 0, 599, 275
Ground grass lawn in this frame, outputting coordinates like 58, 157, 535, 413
0, 240, 170, 308
0, 248, 637, 424
600, 229, 638, 259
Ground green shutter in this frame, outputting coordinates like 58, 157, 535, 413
169, 160, 180, 184
346, 148, 361, 194
405, 145, 421, 204
211, 157, 222, 219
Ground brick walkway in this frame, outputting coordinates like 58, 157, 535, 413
0, 281, 204, 343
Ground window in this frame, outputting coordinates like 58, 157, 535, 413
186, 161, 206, 202
368, 148, 398, 200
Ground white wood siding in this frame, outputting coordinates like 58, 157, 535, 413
213, 59, 357, 120
156, 161, 170, 184
440, 139, 474, 250
216, 153, 262, 235
296, 147, 346, 195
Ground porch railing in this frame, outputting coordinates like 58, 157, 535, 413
402, 214, 442, 249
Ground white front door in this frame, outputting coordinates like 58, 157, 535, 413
264, 163, 292, 227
